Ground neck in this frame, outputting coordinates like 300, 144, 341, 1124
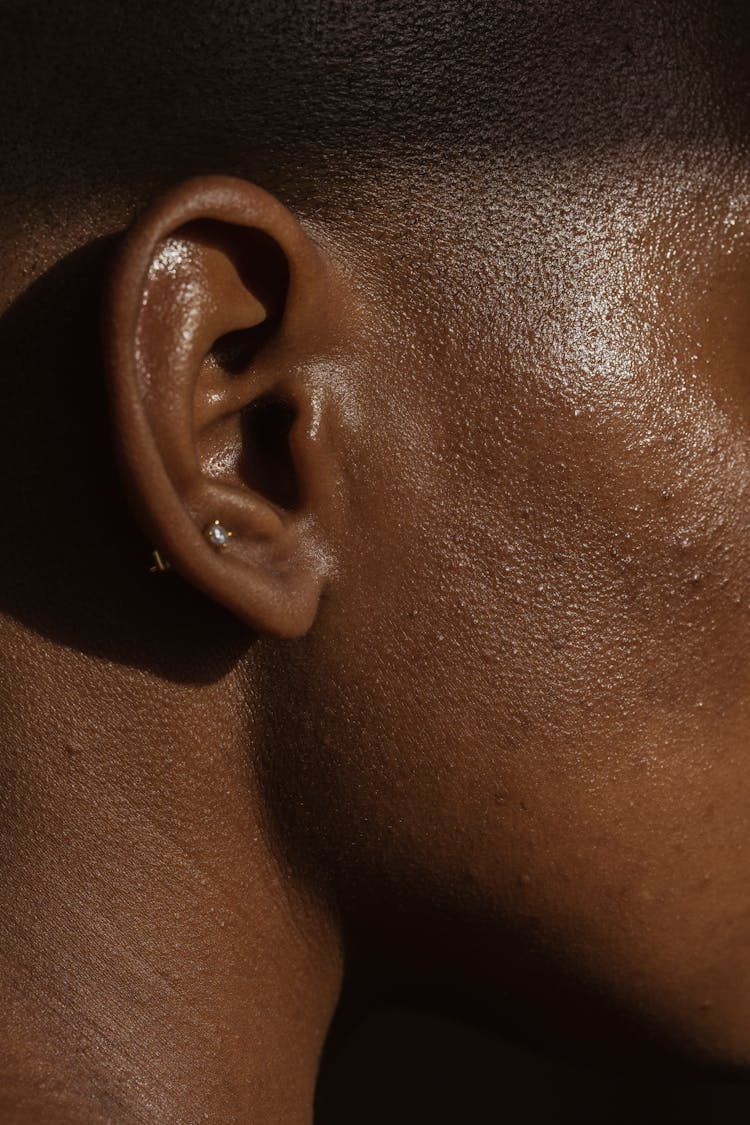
0, 618, 342, 1124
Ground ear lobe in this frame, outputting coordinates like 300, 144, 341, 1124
104, 175, 335, 638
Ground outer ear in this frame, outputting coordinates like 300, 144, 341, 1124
104, 175, 337, 637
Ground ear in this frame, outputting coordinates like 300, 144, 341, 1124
104, 175, 339, 638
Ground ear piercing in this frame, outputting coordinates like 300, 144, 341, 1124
149, 520, 232, 573
203, 520, 233, 549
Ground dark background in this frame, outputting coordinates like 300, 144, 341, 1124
315, 1007, 750, 1124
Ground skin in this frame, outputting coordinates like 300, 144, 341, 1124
0, 1, 749, 1121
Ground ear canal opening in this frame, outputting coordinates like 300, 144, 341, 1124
239, 395, 300, 511
210, 324, 277, 376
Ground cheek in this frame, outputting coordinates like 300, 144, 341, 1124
314, 320, 747, 833
297, 278, 750, 1061
338, 286, 750, 787
441, 388, 750, 749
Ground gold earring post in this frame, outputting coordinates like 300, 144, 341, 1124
149, 549, 172, 574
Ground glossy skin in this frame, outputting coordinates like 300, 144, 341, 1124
281, 150, 750, 1060
0, 1, 749, 1121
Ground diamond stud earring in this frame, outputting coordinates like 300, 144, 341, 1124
204, 520, 233, 549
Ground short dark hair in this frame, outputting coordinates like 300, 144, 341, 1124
2, 0, 748, 218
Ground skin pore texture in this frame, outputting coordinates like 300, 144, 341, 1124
0, 0, 749, 1121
